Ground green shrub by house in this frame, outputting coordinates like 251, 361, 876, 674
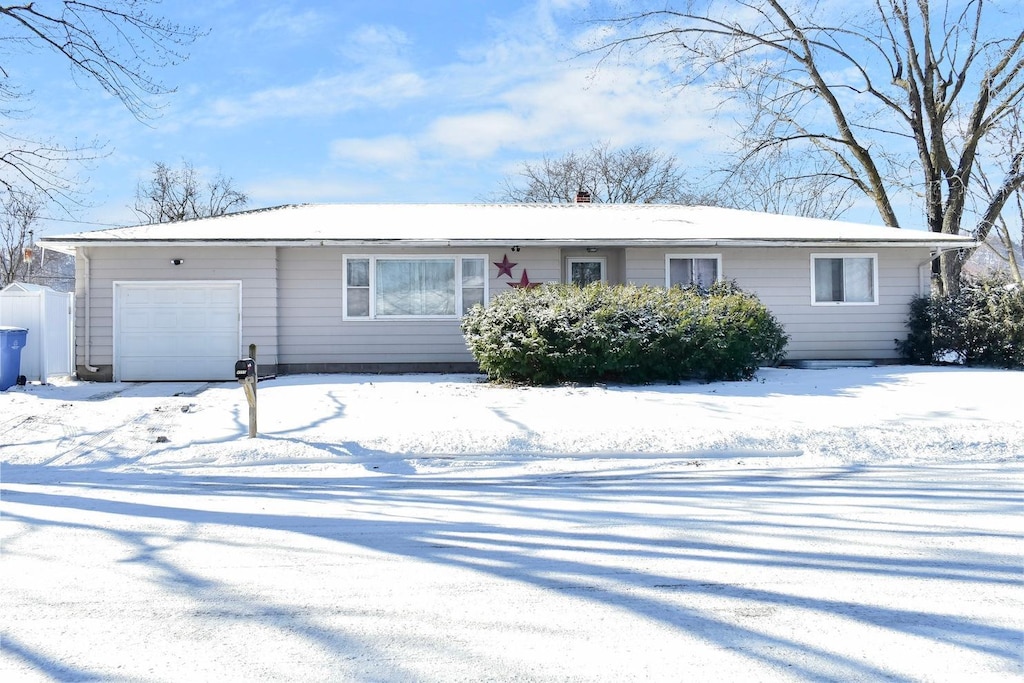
898, 273, 1024, 369
461, 281, 788, 385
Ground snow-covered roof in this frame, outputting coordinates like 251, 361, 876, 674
1, 282, 55, 293
40, 203, 976, 249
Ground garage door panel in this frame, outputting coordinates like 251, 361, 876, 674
121, 288, 154, 305
121, 310, 152, 329
151, 289, 180, 304
208, 288, 239, 305
116, 282, 240, 381
177, 310, 212, 328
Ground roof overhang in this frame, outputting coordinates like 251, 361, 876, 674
41, 237, 978, 250
37, 203, 980, 251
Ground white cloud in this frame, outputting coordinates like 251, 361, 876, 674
250, 7, 329, 39
330, 136, 419, 167
200, 71, 426, 127
423, 62, 725, 159
191, 1, 740, 199
245, 177, 384, 204
339, 25, 412, 64
195, 20, 423, 128
427, 111, 531, 159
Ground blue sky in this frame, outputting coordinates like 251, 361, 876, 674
15, 0, 736, 236
16, 0, 1018, 238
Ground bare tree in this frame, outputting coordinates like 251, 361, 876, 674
133, 161, 249, 224
0, 1, 203, 204
982, 190, 1023, 281
0, 190, 40, 287
592, 0, 1024, 294
494, 142, 705, 204
974, 109, 1024, 281
711, 147, 856, 219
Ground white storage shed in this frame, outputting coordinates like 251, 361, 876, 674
0, 282, 75, 382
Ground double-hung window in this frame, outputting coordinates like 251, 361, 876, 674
344, 255, 487, 320
666, 254, 721, 289
811, 254, 877, 305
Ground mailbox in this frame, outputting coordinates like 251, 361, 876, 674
235, 358, 255, 381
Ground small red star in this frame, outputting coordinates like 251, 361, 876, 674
494, 254, 517, 278
508, 269, 539, 289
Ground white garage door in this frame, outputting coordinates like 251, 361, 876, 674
115, 282, 240, 381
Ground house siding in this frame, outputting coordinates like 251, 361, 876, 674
276, 246, 562, 371
74, 246, 278, 379
73, 241, 932, 380
625, 246, 926, 360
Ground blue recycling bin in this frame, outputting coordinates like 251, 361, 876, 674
0, 326, 29, 391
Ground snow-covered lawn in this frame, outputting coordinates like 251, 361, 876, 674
1, 366, 1022, 681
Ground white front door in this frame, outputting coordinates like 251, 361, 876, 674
114, 282, 240, 381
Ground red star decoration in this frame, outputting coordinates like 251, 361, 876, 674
508, 269, 539, 289
494, 254, 517, 278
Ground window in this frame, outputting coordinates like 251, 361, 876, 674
666, 254, 721, 289
346, 258, 370, 317
811, 254, 877, 305
344, 255, 487, 320
567, 257, 606, 286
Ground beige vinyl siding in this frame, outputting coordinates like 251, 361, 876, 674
76, 242, 931, 374
625, 246, 928, 360
496, 247, 562, 286
75, 246, 278, 370
277, 246, 562, 365
559, 247, 625, 284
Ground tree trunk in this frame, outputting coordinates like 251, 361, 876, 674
937, 250, 972, 296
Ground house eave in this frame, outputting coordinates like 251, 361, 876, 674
40, 237, 978, 250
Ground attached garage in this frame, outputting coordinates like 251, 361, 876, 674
114, 281, 241, 381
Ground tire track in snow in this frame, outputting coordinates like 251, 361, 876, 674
45, 383, 212, 467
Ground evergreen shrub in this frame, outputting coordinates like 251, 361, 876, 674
898, 273, 1024, 368
461, 281, 788, 385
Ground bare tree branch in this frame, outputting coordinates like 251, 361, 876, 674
0, 189, 40, 286
587, 0, 1024, 294
492, 142, 705, 204
133, 160, 248, 224
1, 2, 204, 211
0, 1, 204, 119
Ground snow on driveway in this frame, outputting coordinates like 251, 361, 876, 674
1, 367, 1022, 681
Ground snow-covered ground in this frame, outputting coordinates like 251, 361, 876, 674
1, 366, 1022, 681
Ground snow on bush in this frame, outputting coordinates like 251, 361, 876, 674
462, 281, 788, 385
899, 274, 1024, 369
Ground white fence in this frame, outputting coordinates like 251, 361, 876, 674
0, 283, 75, 382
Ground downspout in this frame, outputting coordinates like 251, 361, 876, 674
918, 245, 975, 296
81, 249, 99, 373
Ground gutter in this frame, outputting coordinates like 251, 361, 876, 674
919, 243, 978, 268
41, 237, 979, 250
80, 250, 99, 374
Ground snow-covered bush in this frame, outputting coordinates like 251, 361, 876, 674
898, 274, 1024, 368
461, 281, 788, 385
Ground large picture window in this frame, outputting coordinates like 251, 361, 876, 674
666, 254, 721, 289
811, 254, 877, 305
344, 255, 487, 319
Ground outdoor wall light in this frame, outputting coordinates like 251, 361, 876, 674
170, 259, 184, 266
586, 247, 599, 253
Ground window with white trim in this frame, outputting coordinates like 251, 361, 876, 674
344, 255, 488, 319
567, 257, 606, 286
666, 254, 721, 289
811, 254, 877, 305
